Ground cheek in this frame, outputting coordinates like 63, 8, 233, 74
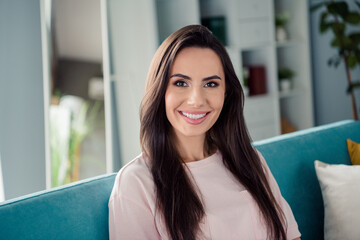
165, 90, 178, 115
164, 91, 172, 110
164, 93, 171, 118
210, 92, 225, 110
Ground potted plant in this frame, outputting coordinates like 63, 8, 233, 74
242, 66, 250, 96
278, 67, 295, 92
311, 0, 360, 120
50, 95, 101, 187
275, 12, 290, 42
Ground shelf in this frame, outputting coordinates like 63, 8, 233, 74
245, 94, 275, 103
278, 88, 305, 99
276, 39, 304, 48
241, 43, 275, 51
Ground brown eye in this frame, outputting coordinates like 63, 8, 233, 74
174, 80, 188, 87
204, 82, 218, 88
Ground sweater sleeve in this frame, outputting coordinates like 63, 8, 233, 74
108, 194, 161, 240
257, 151, 301, 240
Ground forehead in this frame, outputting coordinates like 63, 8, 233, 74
170, 47, 224, 73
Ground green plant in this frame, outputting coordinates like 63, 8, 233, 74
311, 0, 360, 120
275, 12, 290, 27
66, 101, 101, 184
242, 67, 249, 87
50, 100, 101, 187
278, 68, 295, 80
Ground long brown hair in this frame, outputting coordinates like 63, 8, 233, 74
140, 25, 286, 240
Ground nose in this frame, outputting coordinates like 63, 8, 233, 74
187, 87, 205, 108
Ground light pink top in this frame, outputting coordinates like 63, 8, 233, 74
109, 150, 301, 239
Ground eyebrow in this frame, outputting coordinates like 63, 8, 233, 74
169, 73, 222, 81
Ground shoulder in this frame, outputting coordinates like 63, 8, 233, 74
253, 148, 270, 173
253, 148, 278, 190
109, 153, 155, 202
119, 153, 152, 179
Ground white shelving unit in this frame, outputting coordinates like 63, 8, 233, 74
155, 0, 314, 140
274, 0, 314, 131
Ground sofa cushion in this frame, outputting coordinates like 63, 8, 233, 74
314, 160, 360, 240
347, 139, 360, 165
0, 173, 116, 240
253, 120, 360, 240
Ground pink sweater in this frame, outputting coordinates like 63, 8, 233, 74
109, 150, 301, 239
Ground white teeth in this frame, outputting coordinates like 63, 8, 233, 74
181, 112, 206, 119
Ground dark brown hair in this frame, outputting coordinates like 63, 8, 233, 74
140, 25, 286, 240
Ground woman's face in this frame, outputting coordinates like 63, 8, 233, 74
165, 47, 226, 140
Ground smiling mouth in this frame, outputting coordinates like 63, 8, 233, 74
180, 111, 208, 119
178, 111, 210, 122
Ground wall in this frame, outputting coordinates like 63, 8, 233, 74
53, 0, 103, 62
309, 0, 359, 125
108, 0, 158, 165
0, 0, 46, 199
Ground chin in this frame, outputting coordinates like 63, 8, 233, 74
177, 128, 209, 139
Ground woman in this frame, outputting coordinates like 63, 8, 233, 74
109, 25, 301, 240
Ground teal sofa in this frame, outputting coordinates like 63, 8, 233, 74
0, 120, 359, 239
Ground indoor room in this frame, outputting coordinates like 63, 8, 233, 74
0, 0, 359, 239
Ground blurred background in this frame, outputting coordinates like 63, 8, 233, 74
0, 0, 359, 200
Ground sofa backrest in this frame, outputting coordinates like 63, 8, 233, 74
0, 173, 116, 240
254, 120, 360, 240
1, 120, 358, 239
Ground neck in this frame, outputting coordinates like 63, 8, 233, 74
172, 131, 212, 162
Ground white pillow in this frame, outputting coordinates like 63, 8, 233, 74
314, 160, 360, 240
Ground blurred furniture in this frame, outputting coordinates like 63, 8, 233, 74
254, 120, 360, 239
0, 173, 116, 239
0, 120, 358, 239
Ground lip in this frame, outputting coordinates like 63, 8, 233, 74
178, 111, 210, 125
